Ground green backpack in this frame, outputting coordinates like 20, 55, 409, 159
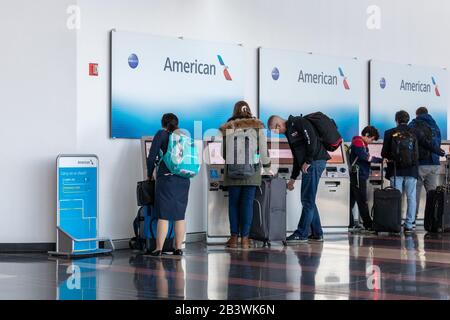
160, 132, 200, 178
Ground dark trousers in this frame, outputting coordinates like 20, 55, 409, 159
228, 186, 257, 237
349, 174, 373, 229
296, 160, 327, 238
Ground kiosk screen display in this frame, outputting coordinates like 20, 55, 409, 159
208, 142, 225, 165
440, 144, 450, 162
368, 143, 383, 159
268, 142, 294, 165
144, 141, 152, 158
328, 146, 345, 164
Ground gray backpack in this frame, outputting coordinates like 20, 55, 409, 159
225, 128, 260, 179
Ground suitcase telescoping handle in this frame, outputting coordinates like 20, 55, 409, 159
445, 154, 450, 193
381, 159, 396, 190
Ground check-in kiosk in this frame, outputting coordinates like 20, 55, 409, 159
317, 147, 351, 229
205, 140, 230, 244
268, 139, 350, 232
365, 143, 386, 223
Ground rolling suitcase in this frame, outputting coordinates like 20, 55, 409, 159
250, 176, 287, 247
129, 205, 175, 252
424, 155, 450, 233
372, 162, 402, 234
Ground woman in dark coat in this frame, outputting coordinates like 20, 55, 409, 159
146, 113, 190, 256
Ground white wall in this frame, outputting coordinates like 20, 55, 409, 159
0, 0, 77, 243
2, 0, 450, 243
76, 0, 450, 241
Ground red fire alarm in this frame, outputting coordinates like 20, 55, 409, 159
89, 63, 99, 76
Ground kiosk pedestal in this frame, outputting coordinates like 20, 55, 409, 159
205, 141, 230, 244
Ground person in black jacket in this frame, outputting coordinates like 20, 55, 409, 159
381, 110, 419, 233
268, 115, 331, 243
409, 107, 446, 225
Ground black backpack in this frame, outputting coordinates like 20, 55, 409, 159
303, 112, 343, 151
412, 120, 433, 161
390, 129, 417, 168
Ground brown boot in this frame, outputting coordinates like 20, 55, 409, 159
241, 237, 253, 249
226, 234, 239, 248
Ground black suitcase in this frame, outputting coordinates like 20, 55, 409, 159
424, 188, 450, 233
424, 156, 450, 233
372, 162, 402, 233
250, 176, 287, 246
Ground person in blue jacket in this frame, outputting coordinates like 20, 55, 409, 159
409, 107, 446, 227
349, 126, 383, 232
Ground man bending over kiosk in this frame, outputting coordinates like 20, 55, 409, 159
268, 115, 330, 243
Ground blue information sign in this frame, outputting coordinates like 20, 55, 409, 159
55, 155, 101, 255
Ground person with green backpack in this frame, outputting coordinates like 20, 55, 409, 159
146, 113, 200, 256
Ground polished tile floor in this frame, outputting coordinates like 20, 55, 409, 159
1, 231, 450, 300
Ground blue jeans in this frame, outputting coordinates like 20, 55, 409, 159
228, 186, 257, 237
390, 176, 417, 229
296, 160, 327, 238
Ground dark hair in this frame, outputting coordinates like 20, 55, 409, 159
361, 126, 380, 141
395, 110, 410, 124
161, 113, 179, 132
231, 101, 253, 119
416, 107, 428, 116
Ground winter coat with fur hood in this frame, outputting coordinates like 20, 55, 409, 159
219, 117, 271, 186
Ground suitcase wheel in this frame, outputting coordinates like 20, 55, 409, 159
262, 241, 271, 248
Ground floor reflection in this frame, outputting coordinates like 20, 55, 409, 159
2, 231, 450, 300
129, 255, 185, 300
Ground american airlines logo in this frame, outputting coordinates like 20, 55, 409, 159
399, 76, 440, 96
217, 55, 232, 81
297, 67, 350, 90
338, 67, 350, 90
78, 160, 94, 165
432, 76, 441, 97
162, 55, 233, 80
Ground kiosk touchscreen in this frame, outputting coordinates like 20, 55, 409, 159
328, 147, 345, 164
207, 142, 225, 165
268, 141, 294, 165
323, 146, 348, 179
268, 140, 293, 179
440, 143, 450, 163
141, 136, 153, 179
368, 143, 384, 178
368, 143, 383, 160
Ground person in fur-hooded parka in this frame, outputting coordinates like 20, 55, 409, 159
219, 101, 271, 249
